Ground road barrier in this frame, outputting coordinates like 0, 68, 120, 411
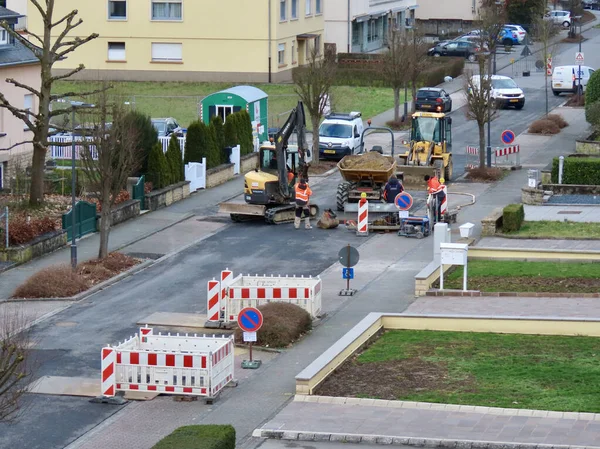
206, 269, 322, 324
465, 145, 521, 169
357, 198, 369, 236
100, 326, 235, 400
465, 145, 479, 169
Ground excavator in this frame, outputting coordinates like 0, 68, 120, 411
218, 101, 319, 224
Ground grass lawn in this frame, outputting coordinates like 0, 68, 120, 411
316, 330, 600, 412
442, 259, 600, 293
504, 220, 600, 239
53, 81, 398, 130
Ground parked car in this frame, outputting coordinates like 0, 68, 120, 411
151, 117, 183, 137
552, 65, 596, 95
428, 41, 481, 62
470, 75, 525, 110
503, 24, 527, 43
498, 27, 520, 46
583, 0, 600, 10
415, 88, 453, 113
318, 112, 364, 160
545, 10, 572, 27
455, 35, 490, 50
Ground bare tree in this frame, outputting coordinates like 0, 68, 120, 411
404, 29, 429, 113
0, 308, 34, 423
293, 42, 337, 164
382, 29, 409, 122
0, 0, 101, 206
532, 17, 560, 115
566, 0, 584, 39
79, 87, 142, 259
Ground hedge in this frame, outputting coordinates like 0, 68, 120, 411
586, 70, 600, 124
503, 203, 524, 232
551, 156, 600, 185
152, 425, 235, 449
121, 110, 158, 177
165, 134, 184, 183
146, 142, 170, 189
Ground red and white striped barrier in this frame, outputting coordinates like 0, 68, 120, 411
494, 145, 521, 167
100, 326, 234, 400
357, 198, 368, 236
207, 279, 220, 323
494, 145, 520, 157
466, 146, 479, 155
220, 269, 233, 320
440, 185, 448, 216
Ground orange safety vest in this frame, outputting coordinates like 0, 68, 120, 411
295, 183, 312, 203
427, 177, 444, 195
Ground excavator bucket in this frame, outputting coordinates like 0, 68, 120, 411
396, 165, 439, 188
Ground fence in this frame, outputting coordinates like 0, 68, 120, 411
49, 136, 98, 160
158, 136, 186, 156
185, 159, 206, 192
0, 206, 8, 249
132, 175, 145, 210
206, 269, 322, 325
61, 200, 97, 240
230, 145, 240, 175
464, 145, 521, 169
101, 326, 235, 400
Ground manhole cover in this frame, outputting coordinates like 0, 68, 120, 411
557, 211, 582, 215
125, 252, 164, 260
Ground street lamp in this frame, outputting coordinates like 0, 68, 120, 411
576, 16, 583, 102
57, 99, 95, 270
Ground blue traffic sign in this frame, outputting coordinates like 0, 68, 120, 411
501, 129, 515, 145
342, 267, 354, 280
237, 307, 263, 332
394, 192, 414, 211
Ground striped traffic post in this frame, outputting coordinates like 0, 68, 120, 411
357, 193, 368, 236
101, 347, 116, 397
206, 279, 220, 323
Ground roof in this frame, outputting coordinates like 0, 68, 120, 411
0, 40, 39, 68
0, 6, 23, 20
217, 85, 267, 103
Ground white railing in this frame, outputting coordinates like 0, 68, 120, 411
48, 136, 98, 160
159, 136, 186, 157
185, 158, 206, 192
230, 145, 240, 175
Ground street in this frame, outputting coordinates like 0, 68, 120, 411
1, 20, 600, 449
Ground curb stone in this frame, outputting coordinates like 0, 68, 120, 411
252, 430, 600, 449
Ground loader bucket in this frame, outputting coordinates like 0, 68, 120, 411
396, 165, 438, 188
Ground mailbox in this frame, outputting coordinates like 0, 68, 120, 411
440, 243, 468, 266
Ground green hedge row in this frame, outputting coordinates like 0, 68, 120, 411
551, 157, 600, 185
152, 425, 235, 449
503, 203, 524, 232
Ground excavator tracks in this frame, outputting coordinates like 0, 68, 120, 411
264, 204, 320, 225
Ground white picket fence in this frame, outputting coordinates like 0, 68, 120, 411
158, 136, 185, 156
184, 145, 240, 192
48, 136, 98, 160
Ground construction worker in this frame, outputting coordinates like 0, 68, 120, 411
294, 178, 313, 229
424, 174, 446, 222
382, 175, 404, 203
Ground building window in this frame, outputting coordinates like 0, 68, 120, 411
305, 0, 311, 15
291, 0, 298, 19
217, 106, 233, 123
23, 94, 33, 128
314, 35, 321, 56
108, 42, 126, 61
367, 19, 380, 43
0, 29, 7, 45
280, 0, 286, 21
316, 0, 322, 14
151, 43, 183, 61
278, 43, 285, 66
108, 1, 127, 20
151, 0, 182, 21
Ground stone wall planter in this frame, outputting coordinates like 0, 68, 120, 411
144, 181, 191, 212
206, 163, 235, 189
240, 153, 259, 174
481, 208, 503, 236
575, 139, 600, 155
542, 184, 600, 195
521, 186, 544, 205
0, 230, 67, 265
96, 199, 141, 229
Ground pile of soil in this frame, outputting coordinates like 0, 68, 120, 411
339, 152, 394, 171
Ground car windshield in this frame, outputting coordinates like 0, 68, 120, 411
417, 90, 439, 99
319, 123, 353, 138
412, 117, 440, 142
492, 78, 518, 89
152, 121, 166, 134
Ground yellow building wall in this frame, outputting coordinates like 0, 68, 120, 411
26, 0, 324, 80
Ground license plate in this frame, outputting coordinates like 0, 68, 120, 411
555, 83, 562, 87
324, 150, 336, 154
421, 104, 431, 108
509, 99, 519, 103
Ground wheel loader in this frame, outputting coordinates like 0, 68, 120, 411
397, 112, 453, 187
218, 101, 319, 224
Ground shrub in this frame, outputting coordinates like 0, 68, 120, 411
502, 203, 525, 232
465, 167, 505, 182
528, 119, 560, 135
206, 123, 221, 169
551, 157, 600, 185
120, 111, 158, 176
165, 134, 184, 183
88, 190, 130, 212
223, 114, 238, 148
146, 142, 170, 189
12, 265, 89, 298
210, 115, 226, 163
152, 425, 236, 449
585, 69, 600, 108
7, 213, 57, 246
234, 302, 312, 348
546, 114, 568, 129
585, 101, 600, 128
236, 110, 255, 156
184, 120, 204, 164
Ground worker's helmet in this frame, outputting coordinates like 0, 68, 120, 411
440, 177, 445, 184
360, 192, 367, 199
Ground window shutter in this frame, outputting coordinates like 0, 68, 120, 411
108, 43, 126, 60
151, 43, 182, 61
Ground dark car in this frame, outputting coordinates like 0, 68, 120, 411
151, 117, 183, 137
428, 40, 480, 62
583, 0, 600, 9
415, 88, 452, 113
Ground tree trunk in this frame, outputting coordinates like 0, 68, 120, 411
393, 87, 400, 122
98, 188, 112, 259
410, 80, 417, 113
478, 122, 486, 169
311, 115, 320, 165
29, 144, 46, 205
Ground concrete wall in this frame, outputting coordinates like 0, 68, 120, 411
575, 139, 600, 155
27, 0, 323, 81
96, 199, 141, 229
521, 187, 544, 205
241, 153, 259, 174
0, 230, 67, 264
206, 163, 235, 189
145, 181, 190, 211
480, 208, 503, 236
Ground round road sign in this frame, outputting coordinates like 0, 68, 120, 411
237, 307, 263, 333
338, 245, 360, 268
394, 192, 414, 211
501, 129, 515, 145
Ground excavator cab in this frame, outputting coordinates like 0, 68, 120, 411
410, 114, 452, 152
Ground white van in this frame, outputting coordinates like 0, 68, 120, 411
552, 65, 595, 96
470, 75, 525, 109
318, 112, 364, 160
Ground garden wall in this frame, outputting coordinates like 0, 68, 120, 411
575, 139, 600, 155
206, 163, 235, 189
145, 181, 191, 212
0, 230, 67, 264
97, 199, 141, 229
240, 153, 259, 174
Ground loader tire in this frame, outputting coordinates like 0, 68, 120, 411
336, 182, 351, 212
444, 158, 453, 182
